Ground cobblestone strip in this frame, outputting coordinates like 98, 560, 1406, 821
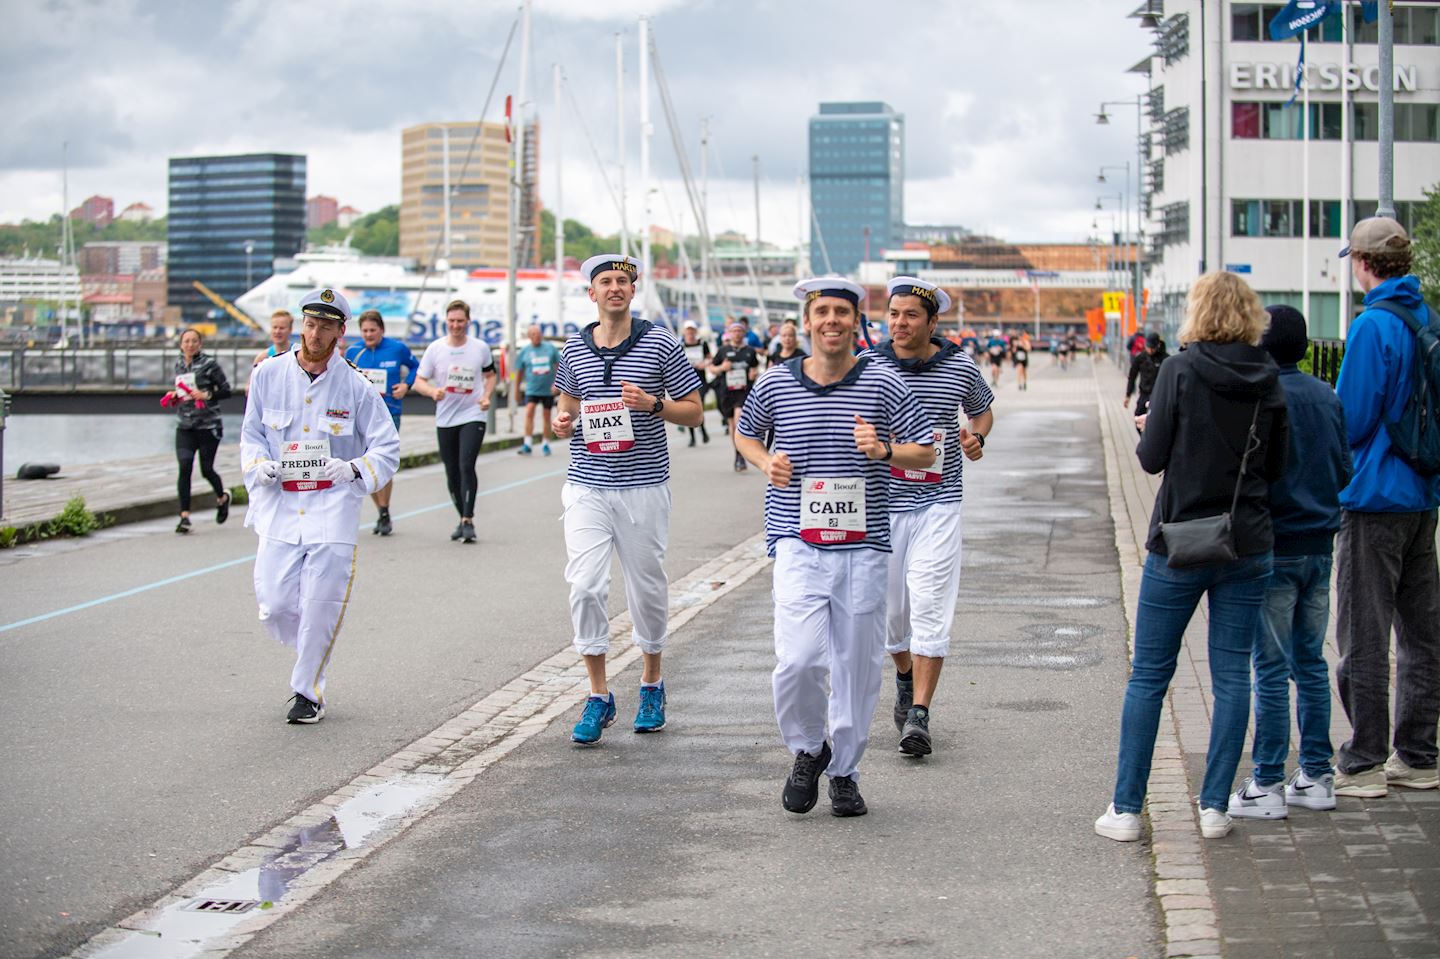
1094, 363, 1223, 959
71, 535, 774, 959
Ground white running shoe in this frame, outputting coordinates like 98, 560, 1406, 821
1285, 770, 1337, 810
1094, 803, 1142, 842
1198, 804, 1233, 839
1228, 777, 1289, 819
1385, 752, 1440, 789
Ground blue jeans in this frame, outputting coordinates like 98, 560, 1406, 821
1112, 551, 1273, 813
1252, 553, 1335, 785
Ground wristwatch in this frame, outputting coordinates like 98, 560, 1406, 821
881, 440, 894, 461
652, 397, 665, 414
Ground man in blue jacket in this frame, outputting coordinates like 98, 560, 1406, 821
345, 310, 420, 536
1229, 305, 1352, 820
1333, 217, 1440, 797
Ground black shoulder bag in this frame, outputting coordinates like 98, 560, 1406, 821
1160, 400, 1262, 569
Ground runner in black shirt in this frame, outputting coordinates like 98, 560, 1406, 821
708, 322, 760, 472
680, 320, 712, 447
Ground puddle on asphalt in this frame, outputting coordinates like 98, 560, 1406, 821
90, 773, 444, 959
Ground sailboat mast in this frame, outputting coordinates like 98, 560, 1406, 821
553, 63, 565, 332
616, 33, 629, 258
508, 0, 532, 357
638, 16, 652, 322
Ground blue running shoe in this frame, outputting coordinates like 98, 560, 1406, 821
572, 693, 616, 745
634, 682, 666, 733
542, 442, 552, 456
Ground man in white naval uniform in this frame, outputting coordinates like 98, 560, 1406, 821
242, 287, 400, 723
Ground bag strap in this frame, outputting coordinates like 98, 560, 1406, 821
1229, 399, 1263, 518
1370, 299, 1428, 334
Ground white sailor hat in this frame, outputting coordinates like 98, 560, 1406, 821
792, 276, 866, 310
298, 287, 351, 324
886, 275, 951, 314
581, 254, 642, 283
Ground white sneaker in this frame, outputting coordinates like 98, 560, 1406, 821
1385, 752, 1440, 789
1228, 777, 1289, 820
1198, 803, 1233, 839
1094, 803, 1142, 842
1286, 770, 1337, 810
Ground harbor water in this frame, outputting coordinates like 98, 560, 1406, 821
4, 412, 243, 468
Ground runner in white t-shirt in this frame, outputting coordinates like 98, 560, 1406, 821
415, 299, 497, 543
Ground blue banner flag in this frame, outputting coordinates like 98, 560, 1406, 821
1268, 0, 1335, 40
1360, 2, 1378, 23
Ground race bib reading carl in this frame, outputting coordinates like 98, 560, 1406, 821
800, 476, 867, 544
580, 399, 635, 453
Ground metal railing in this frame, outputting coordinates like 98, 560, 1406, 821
1309, 338, 1345, 386
0, 348, 266, 394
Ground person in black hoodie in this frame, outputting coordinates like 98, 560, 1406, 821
169, 328, 233, 534
1124, 331, 1168, 420
1228, 305, 1351, 821
1096, 271, 1288, 844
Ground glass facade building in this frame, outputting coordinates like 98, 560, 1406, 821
809, 102, 904, 276
167, 154, 306, 322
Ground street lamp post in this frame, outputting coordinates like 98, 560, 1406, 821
1097, 98, 1147, 361
244, 240, 255, 294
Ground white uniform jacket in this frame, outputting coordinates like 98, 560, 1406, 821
241, 347, 400, 546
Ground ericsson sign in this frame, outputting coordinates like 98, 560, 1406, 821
1230, 62, 1420, 93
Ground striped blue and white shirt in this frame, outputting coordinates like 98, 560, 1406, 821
863, 339, 994, 513
737, 357, 935, 555
555, 320, 703, 489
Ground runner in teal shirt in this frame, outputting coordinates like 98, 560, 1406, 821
513, 324, 562, 455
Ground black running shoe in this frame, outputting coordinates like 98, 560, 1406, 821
286, 693, 325, 724
782, 741, 832, 814
450, 523, 464, 541
175, 516, 191, 535
461, 521, 476, 543
375, 511, 393, 536
899, 705, 933, 757
893, 674, 914, 732
829, 775, 868, 817
215, 492, 230, 525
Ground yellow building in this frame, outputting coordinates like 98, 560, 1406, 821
400, 121, 528, 270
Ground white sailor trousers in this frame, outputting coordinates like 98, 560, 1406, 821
886, 501, 965, 659
562, 482, 671, 657
772, 538, 889, 780
253, 537, 357, 705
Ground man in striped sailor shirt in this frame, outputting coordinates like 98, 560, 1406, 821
552, 254, 705, 746
735, 276, 936, 817
863, 276, 994, 758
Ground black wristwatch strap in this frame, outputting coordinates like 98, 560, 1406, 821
975, 433, 986, 449
881, 440, 894, 461
652, 397, 665, 414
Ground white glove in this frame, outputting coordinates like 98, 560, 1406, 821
322, 457, 358, 485
253, 460, 280, 487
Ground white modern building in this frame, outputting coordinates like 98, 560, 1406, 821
1132, 2, 1440, 339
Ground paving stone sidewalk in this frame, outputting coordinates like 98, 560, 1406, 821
1093, 355, 1440, 959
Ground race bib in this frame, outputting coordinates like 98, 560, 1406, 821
891, 430, 945, 484
280, 438, 332, 492
446, 364, 476, 393
1014, 349, 1028, 362
580, 398, 635, 453
725, 364, 748, 391
529, 352, 552, 376
362, 368, 389, 394
989, 345, 1004, 357
684, 344, 705, 366
800, 476, 867, 544
175, 372, 198, 394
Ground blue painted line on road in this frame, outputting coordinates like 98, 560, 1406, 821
0, 468, 566, 635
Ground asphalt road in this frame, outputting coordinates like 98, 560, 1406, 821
0, 412, 761, 959
226, 363, 1163, 959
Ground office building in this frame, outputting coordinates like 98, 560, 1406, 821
307, 195, 339, 230
400, 121, 539, 270
1132, 2, 1439, 338
166, 153, 306, 322
808, 101, 905, 276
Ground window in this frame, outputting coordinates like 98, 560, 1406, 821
1351, 103, 1440, 141
1231, 199, 1344, 237
1233, 102, 1261, 138
1162, 107, 1190, 154
1352, 4, 1440, 44
1232, 4, 1264, 41
1235, 3, 1346, 42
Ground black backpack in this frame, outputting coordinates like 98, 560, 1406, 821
1373, 299, 1440, 476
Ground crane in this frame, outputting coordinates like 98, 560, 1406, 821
191, 281, 264, 333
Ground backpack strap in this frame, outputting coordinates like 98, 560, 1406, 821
1370, 299, 1436, 334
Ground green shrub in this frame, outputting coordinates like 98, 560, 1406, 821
229, 485, 249, 506
0, 526, 17, 549
50, 496, 98, 538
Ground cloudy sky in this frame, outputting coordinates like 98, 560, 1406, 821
2, 0, 1153, 247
